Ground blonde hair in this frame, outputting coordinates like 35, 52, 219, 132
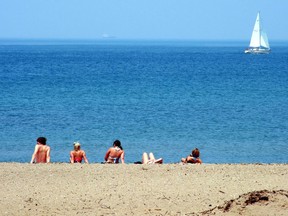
73, 141, 81, 146
73, 141, 81, 149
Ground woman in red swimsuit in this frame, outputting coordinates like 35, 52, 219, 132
70, 142, 89, 163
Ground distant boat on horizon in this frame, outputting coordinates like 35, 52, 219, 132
245, 12, 270, 54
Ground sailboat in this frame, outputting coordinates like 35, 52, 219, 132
245, 12, 270, 54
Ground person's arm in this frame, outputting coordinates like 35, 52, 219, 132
30, 145, 39, 164
46, 147, 51, 163
82, 151, 89, 164
70, 151, 74, 163
104, 148, 111, 162
120, 151, 125, 164
186, 156, 193, 163
181, 157, 187, 163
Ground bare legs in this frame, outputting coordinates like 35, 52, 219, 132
142, 152, 149, 164
142, 152, 163, 164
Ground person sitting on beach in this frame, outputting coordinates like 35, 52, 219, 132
181, 148, 202, 164
30, 137, 51, 163
70, 142, 89, 164
104, 140, 125, 164
142, 152, 163, 164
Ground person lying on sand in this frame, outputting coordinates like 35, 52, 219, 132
181, 148, 202, 164
104, 140, 125, 164
70, 142, 89, 164
142, 152, 163, 164
30, 137, 51, 163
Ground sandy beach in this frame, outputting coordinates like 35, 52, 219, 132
1, 163, 287, 215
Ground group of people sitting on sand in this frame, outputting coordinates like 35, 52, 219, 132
30, 137, 202, 164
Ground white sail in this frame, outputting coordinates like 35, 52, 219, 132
260, 31, 270, 48
249, 13, 261, 47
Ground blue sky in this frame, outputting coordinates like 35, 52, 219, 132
0, 0, 287, 40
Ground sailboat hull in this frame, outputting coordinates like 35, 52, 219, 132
244, 48, 270, 54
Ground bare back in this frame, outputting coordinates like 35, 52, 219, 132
31, 144, 50, 163
105, 147, 124, 163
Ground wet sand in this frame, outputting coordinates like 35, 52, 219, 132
0, 163, 287, 215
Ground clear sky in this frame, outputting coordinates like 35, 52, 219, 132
0, 0, 287, 41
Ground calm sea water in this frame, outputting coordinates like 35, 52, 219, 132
0, 41, 287, 163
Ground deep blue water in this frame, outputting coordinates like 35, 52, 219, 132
0, 41, 287, 163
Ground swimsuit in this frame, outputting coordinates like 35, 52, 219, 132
74, 157, 82, 163
108, 156, 119, 163
187, 155, 199, 163
107, 147, 121, 163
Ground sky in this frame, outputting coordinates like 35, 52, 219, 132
0, 0, 287, 41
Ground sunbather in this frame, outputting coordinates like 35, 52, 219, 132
142, 152, 163, 164
104, 140, 125, 164
181, 148, 202, 164
70, 142, 89, 163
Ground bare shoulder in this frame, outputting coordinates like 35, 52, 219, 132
34, 144, 40, 151
44, 146, 50, 154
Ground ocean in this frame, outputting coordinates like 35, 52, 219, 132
0, 40, 287, 163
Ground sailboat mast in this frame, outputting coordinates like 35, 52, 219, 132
258, 12, 261, 48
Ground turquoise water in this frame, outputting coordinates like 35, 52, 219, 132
0, 41, 287, 163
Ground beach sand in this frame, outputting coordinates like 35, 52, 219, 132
0, 163, 287, 215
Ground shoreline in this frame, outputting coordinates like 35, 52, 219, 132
1, 162, 288, 165
1, 163, 287, 215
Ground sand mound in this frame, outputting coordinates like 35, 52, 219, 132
200, 190, 288, 216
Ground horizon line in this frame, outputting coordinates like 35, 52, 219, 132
1, 38, 287, 47
0, 37, 287, 41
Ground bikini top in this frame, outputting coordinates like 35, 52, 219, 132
114, 147, 121, 152
189, 155, 199, 160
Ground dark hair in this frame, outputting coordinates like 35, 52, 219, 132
37, 137, 47, 145
113, 140, 123, 150
192, 148, 200, 158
